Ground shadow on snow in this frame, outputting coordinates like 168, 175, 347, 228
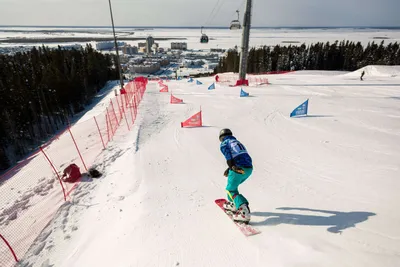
292, 115, 334, 118
251, 207, 376, 234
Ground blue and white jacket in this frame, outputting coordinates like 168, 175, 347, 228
220, 136, 253, 168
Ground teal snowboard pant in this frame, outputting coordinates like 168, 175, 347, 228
226, 167, 253, 209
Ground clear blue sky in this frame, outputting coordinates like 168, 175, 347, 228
0, 0, 399, 27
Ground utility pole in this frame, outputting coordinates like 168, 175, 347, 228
108, 0, 124, 95
238, 0, 253, 85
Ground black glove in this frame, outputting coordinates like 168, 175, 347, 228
232, 166, 244, 174
223, 168, 229, 177
224, 166, 244, 177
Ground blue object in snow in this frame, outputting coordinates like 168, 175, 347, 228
240, 88, 249, 97
290, 99, 309, 117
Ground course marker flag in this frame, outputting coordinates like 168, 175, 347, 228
290, 99, 309, 117
240, 88, 249, 97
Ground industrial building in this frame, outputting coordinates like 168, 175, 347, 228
171, 42, 188, 50
146, 36, 155, 54
95, 41, 125, 50
122, 44, 138, 55
130, 63, 160, 74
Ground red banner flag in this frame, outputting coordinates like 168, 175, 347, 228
181, 111, 202, 128
160, 85, 169, 92
235, 79, 249, 86
170, 94, 183, 104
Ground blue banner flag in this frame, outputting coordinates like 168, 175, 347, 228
240, 88, 249, 97
188, 77, 193, 82
196, 80, 203, 85
290, 99, 309, 117
208, 83, 215, 90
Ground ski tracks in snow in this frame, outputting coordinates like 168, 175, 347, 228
20, 73, 400, 266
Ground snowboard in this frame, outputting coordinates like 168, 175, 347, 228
215, 199, 261, 236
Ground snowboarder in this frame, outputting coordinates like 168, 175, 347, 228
360, 70, 365, 81
219, 128, 253, 223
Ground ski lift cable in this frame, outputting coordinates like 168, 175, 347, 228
229, 0, 245, 20
204, 0, 228, 26
234, 0, 246, 18
206, 0, 223, 25
227, 0, 246, 19
237, 0, 246, 12
209, 0, 226, 25
204, 0, 222, 26
203, 0, 243, 28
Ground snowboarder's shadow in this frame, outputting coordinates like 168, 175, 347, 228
251, 207, 376, 234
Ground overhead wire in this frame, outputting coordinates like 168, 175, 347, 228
231, 0, 246, 19
208, 0, 226, 25
204, 0, 222, 27
204, 0, 230, 27
203, 0, 247, 28
238, 0, 246, 11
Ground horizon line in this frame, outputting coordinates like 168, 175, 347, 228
0, 25, 400, 29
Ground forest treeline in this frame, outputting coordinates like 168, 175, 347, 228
214, 40, 400, 73
0, 45, 118, 171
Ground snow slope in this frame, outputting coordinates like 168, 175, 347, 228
0, 81, 120, 267
344, 65, 400, 78
20, 68, 400, 267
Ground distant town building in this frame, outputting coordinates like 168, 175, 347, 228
0, 46, 33, 55
122, 44, 138, 55
129, 58, 145, 64
118, 55, 130, 64
182, 59, 205, 68
95, 41, 125, 50
142, 55, 170, 66
171, 42, 188, 50
204, 63, 219, 70
152, 43, 159, 53
60, 44, 83, 50
130, 63, 160, 74
159, 58, 169, 66
210, 48, 225, 53
146, 36, 155, 54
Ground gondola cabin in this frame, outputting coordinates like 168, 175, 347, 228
200, 34, 209, 43
200, 26, 209, 43
230, 10, 242, 30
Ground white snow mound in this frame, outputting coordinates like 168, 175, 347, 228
345, 65, 400, 77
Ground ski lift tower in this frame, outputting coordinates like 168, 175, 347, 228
236, 0, 253, 86
108, 0, 124, 95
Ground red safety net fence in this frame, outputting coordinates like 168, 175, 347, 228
0, 77, 147, 266
215, 71, 296, 86
215, 73, 269, 86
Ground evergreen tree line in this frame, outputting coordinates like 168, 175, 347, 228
0, 45, 118, 172
214, 40, 400, 74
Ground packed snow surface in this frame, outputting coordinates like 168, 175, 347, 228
17, 67, 400, 266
